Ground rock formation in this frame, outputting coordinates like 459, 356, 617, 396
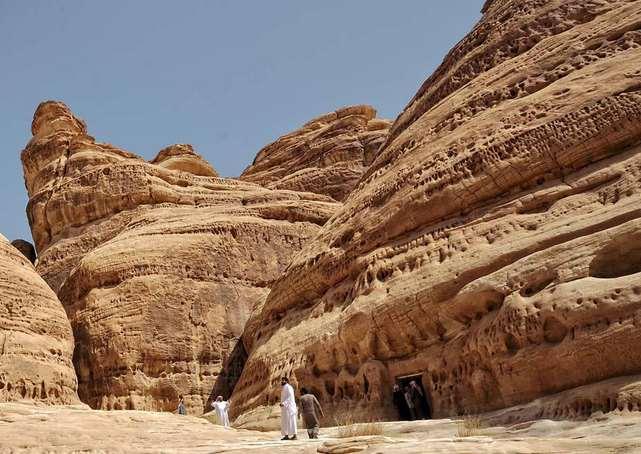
232, 0, 641, 424
241, 105, 391, 201
0, 234, 78, 404
21, 101, 339, 413
150, 143, 219, 177
10, 239, 36, 264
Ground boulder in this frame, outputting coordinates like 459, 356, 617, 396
10, 239, 36, 264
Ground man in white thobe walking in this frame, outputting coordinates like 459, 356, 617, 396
280, 376, 298, 440
211, 395, 231, 428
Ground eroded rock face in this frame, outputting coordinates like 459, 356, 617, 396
150, 144, 219, 177
0, 234, 78, 404
22, 101, 339, 413
233, 0, 641, 423
241, 105, 391, 201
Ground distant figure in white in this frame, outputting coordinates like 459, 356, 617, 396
280, 376, 298, 440
211, 396, 231, 428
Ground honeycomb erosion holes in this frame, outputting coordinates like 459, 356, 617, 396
8, 0, 641, 428
231, 0, 641, 427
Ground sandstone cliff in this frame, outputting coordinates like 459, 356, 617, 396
240, 105, 391, 201
233, 0, 641, 424
0, 234, 78, 404
21, 101, 339, 413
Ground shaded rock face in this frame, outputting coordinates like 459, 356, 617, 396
0, 234, 78, 404
233, 0, 641, 423
22, 101, 339, 413
241, 105, 391, 201
10, 239, 36, 264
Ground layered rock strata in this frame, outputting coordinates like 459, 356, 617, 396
241, 105, 391, 201
150, 143, 219, 177
0, 234, 78, 404
233, 0, 641, 424
22, 101, 338, 413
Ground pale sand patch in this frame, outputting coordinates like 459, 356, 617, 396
2, 402, 641, 453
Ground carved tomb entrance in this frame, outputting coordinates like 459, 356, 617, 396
396, 373, 432, 420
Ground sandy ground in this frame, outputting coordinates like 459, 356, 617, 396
1, 402, 641, 453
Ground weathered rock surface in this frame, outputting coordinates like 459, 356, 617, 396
233, 0, 641, 424
21, 101, 339, 413
241, 105, 391, 201
0, 234, 78, 404
150, 143, 219, 177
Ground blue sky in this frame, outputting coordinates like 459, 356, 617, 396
0, 1, 482, 242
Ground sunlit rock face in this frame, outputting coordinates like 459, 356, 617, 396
150, 143, 219, 177
0, 234, 78, 404
232, 0, 641, 425
21, 101, 339, 413
241, 105, 391, 202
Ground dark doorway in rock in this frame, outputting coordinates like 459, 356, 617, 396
395, 373, 432, 420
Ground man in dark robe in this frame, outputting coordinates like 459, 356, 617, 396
410, 380, 430, 419
298, 387, 325, 439
404, 385, 417, 420
410, 380, 426, 419
392, 384, 410, 420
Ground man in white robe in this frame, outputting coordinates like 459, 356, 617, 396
211, 395, 231, 428
280, 376, 298, 440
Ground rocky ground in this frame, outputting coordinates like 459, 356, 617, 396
1, 402, 641, 453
